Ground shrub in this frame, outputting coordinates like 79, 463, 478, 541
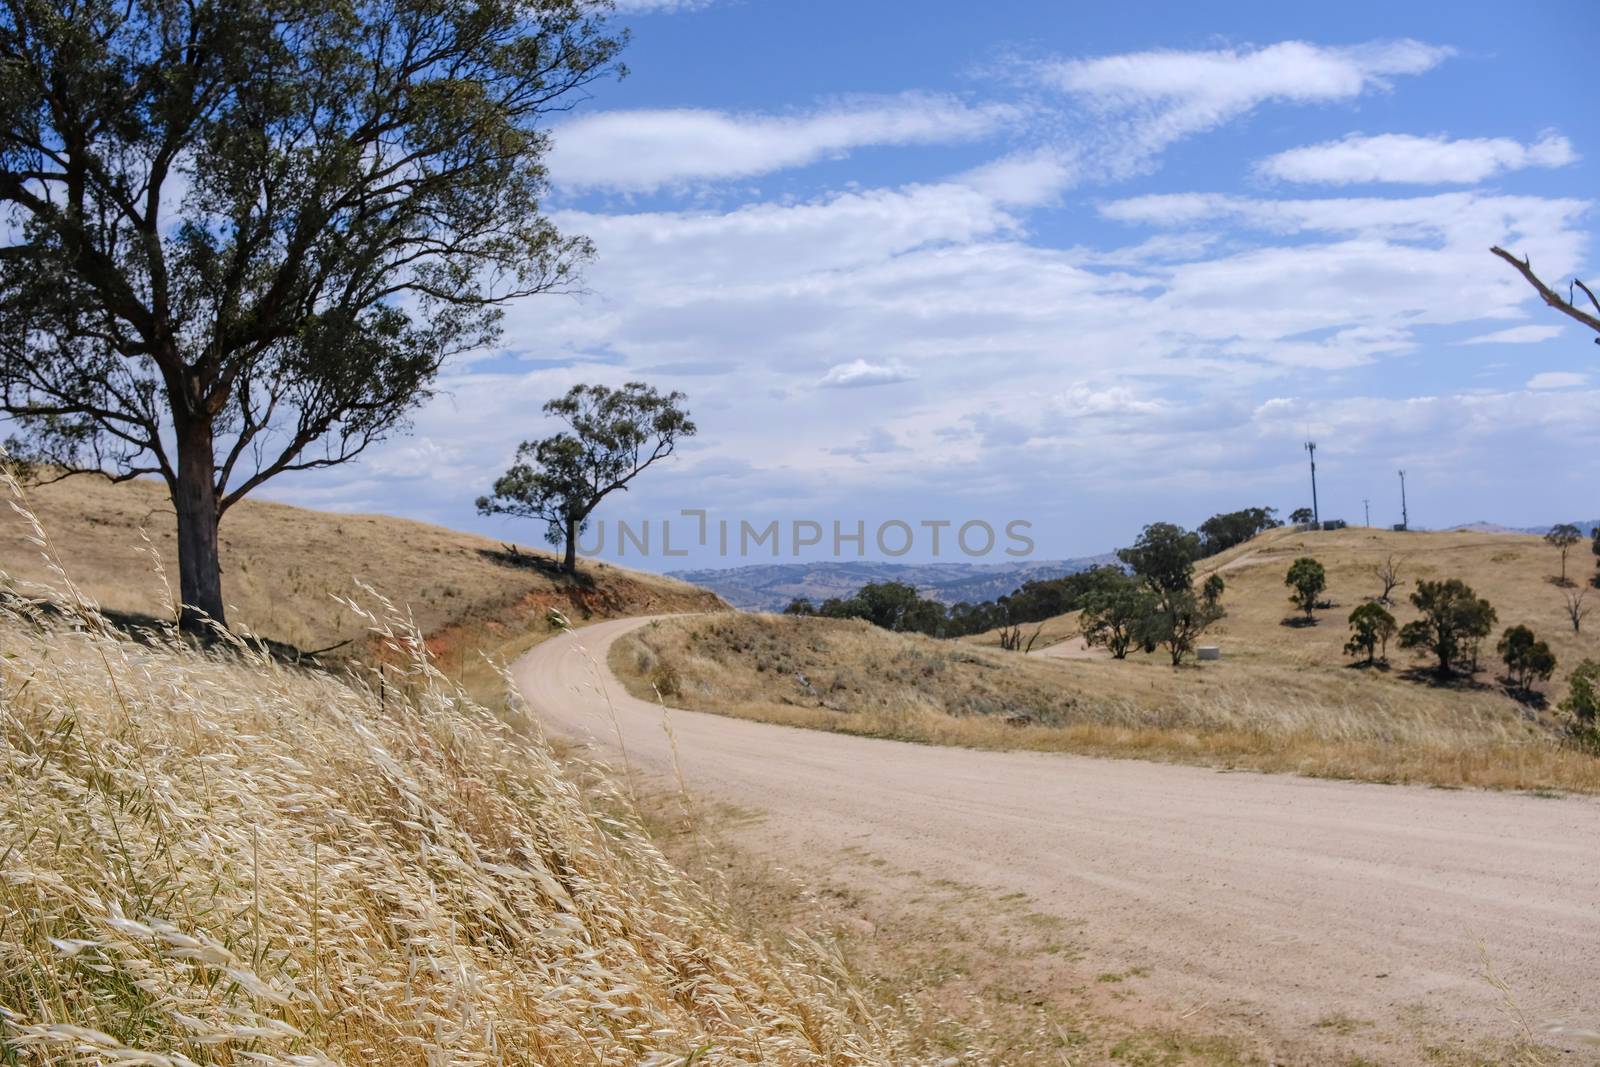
1285, 557, 1327, 621
1561, 660, 1600, 749
648, 661, 682, 698
1498, 625, 1556, 692
1345, 602, 1397, 665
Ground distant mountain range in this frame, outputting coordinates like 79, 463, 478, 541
1448, 520, 1600, 536
668, 556, 1118, 613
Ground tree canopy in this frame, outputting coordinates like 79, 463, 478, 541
0, 0, 625, 632
1398, 579, 1497, 675
477, 382, 694, 573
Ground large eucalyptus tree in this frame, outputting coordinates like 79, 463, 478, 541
0, 0, 624, 633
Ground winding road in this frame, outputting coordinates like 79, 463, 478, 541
514, 616, 1600, 1060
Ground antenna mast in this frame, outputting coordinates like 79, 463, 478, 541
1398, 469, 1408, 531
1305, 441, 1319, 528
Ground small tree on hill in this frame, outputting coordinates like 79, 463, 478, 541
1345, 603, 1397, 665
1373, 553, 1405, 605
1081, 575, 1157, 659
1398, 579, 1497, 676
784, 597, 817, 616
1498, 625, 1556, 693
1117, 523, 1219, 665
1285, 557, 1327, 621
1545, 523, 1582, 585
1197, 507, 1280, 556
1592, 527, 1600, 587
1561, 660, 1600, 749
478, 383, 695, 573
1202, 573, 1226, 612
1289, 507, 1314, 526
1142, 592, 1224, 666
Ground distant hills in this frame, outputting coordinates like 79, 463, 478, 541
672, 518, 1599, 612
667, 556, 1118, 613
1448, 519, 1600, 536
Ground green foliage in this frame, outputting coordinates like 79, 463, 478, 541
818, 582, 946, 635
1117, 522, 1200, 598
1289, 507, 1314, 525
1197, 507, 1281, 556
1081, 572, 1158, 659
1201, 573, 1226, 610
1284, 557, 1327, 619
1560, 660, 1600, 747
1140, 590, 1224, 666
1497, 625, 1556, 691
0, 0, 625, 625
783, 597, 817, 616
1398, 579, 1498, 675
478, 382, 694, 571
1344, 603, 1397, 665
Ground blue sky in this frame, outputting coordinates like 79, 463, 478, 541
270, 0, 1599, 569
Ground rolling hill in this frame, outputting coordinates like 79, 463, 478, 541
0, 475, 723, 659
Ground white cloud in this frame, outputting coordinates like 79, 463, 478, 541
819, 359, 916, 388
1257, 132, 1577, 185
1460, 325, 1565, 345
1038, 39, 1451, 168
549, 94, 1012, 192
1526, 371, 1588, 389
609, 0, 712, 11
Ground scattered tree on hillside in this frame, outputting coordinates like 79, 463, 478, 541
1289, 507, 1314, 526
1563, 587, 1591, 634
1117, 523, 1200, 598
1398, 579, 1498, 676
1373, 553, 1406, 605
1345, 603, 1397, 666
996, 621, 1046, 653
1498, 625, 1556, 694
1545, 523, 1583, 585
1592, 527, 1600, 587
1080, 574, 1157, 659
1489, 247, 1600, 344
1142, 592, 1224, 667
784, 597, 817, 616
478, 383, 695, 573
0, 0, 625, 634
1561, 660, 1600, 749
1285, 557, 1327, 622
1197, 507, 1281, 556
818, 581, 946, 635
1202, 573, 1226, 612
1118, 522, 1219, 665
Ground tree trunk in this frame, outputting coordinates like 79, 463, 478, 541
175, 417, 227, 636
563, 516, 578, 574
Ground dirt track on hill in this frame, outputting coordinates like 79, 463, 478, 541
514, 616, 1600, 1062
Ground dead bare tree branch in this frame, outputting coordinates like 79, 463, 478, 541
1489, 246, 1600, 342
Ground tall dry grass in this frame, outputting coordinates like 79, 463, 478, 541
0, 480, 914, 1065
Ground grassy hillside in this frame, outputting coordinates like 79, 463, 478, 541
610, 525, 1600, 791
0, 585, 913, 1064
0, 475, 722, 659
972, 525, 1598, 708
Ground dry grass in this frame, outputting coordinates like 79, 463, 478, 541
611, 612, 1600, 793
0, 486, 918, 1065
0, 475, 721, 657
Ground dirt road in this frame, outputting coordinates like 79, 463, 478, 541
514, 616, 1600, 1061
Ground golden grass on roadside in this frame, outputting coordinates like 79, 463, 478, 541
0, 493, 914, 1064
612, 613, 1600, 793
